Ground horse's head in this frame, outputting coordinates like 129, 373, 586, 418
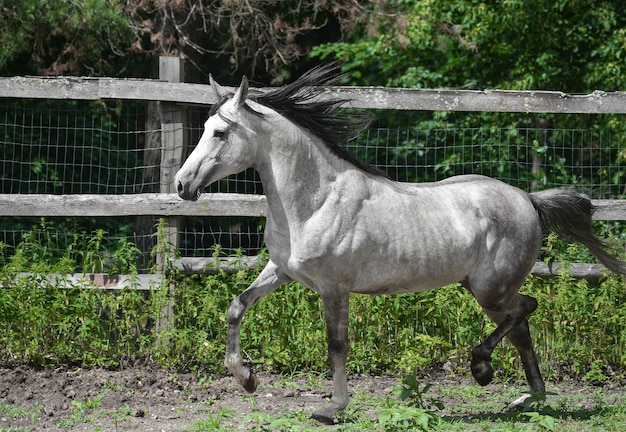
175, 76, 260, 201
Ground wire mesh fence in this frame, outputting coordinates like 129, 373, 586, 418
351, 110, 626, 198
1, 99, 625, 268
0, 99, 157, 194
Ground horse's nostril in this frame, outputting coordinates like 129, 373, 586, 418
176, 180, 183, 194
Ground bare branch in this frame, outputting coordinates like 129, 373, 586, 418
121, 0, 365, 79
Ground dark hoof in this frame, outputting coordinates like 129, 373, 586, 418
311, 413, 335, 425
471, 360, 494, 386
243, 371, 257, 393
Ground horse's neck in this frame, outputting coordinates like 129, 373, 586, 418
256, 130, 347, 224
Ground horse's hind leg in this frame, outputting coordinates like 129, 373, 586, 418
469, 291, 543, 391
506, 319, 544, 393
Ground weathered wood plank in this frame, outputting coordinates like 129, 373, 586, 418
332, 87, 626, 114
3, 263, 617, 286
99, 79, 217, 104
176, 257, 618, 281
174, 256, 265, 274
593, 199, 626, 221
0, 193, 268, 217
0, 76, 100, 100
4, 273, 163, 290
2, 194, 624, 220
531, 262, 614, 280
0, 76, 218, 105
2, 76, 626, 113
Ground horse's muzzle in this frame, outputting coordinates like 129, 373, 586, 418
175, 180, 200, 201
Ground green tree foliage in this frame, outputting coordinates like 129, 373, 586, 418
313, 0, 626, 198
312, 0, 626, 92
1, 0, 135, 76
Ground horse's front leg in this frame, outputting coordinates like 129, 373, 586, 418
224, 260, 290, 393
311, 290, 350, 425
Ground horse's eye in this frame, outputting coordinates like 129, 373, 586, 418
214, 129, 227, 139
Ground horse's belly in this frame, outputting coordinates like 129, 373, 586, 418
348, 253, 474, 295
280, 206, 482, 294
284, 228, 476, 295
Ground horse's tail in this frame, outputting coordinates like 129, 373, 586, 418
529, 189, 626, 274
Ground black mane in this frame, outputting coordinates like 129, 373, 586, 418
251, 64, 387, 178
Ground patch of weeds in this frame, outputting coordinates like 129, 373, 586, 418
57, 413, 87, 429
73, 393, 104, 411
195, 395, 219, 413
183, 407, 233, 432
335, 389, 378, 425
103, 380, 125, 392
582, 359, 608, 385
265, 370, 326, 396
393, 374, 444, 411
195, 373, 213, 389
379, 405, 441, 431
241, 411, 274, 429
521, 411, 557, 431
245, 410, 319, 431
108, 403, 134, 429
377, 374, 444, 431
241, 394, 258, 411
589, 404, 626, 431
0, 400, 44, 431
0, 400, 37, 421
57, 393, 104, 429
300, 370, 328, 390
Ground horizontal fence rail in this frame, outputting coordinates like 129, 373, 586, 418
4, 259, 614, 292
2, 273, 164, 291
0, 193, 268, 217
3, 76, 626, 113
1, 193, 624, 219
172, 255, 618, 281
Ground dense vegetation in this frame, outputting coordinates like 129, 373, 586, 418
0, 222, 624, 383
3, 1, 626, 88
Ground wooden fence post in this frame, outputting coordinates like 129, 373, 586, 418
156, 56, 186, 332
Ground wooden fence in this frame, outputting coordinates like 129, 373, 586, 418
2, 57, 626, 291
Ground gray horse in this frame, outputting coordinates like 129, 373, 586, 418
174, 65, 625, 424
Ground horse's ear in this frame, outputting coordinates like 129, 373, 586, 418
232, 76, 249, 107
209, 74, 225, 99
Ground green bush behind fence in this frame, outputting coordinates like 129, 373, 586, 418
0, 223, 624, 383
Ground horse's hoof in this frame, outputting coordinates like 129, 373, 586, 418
243, 370, 257, 393
311, 412, 335, 425
471, 360, 494, 386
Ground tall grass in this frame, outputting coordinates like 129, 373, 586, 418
0, 220, 624, 383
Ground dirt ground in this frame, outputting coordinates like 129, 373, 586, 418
0, 365, 624, 431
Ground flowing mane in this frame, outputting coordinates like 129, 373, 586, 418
212, 64, 386, 178
254, 64, 386, 177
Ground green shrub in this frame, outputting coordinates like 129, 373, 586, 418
0, 220, 624, 381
